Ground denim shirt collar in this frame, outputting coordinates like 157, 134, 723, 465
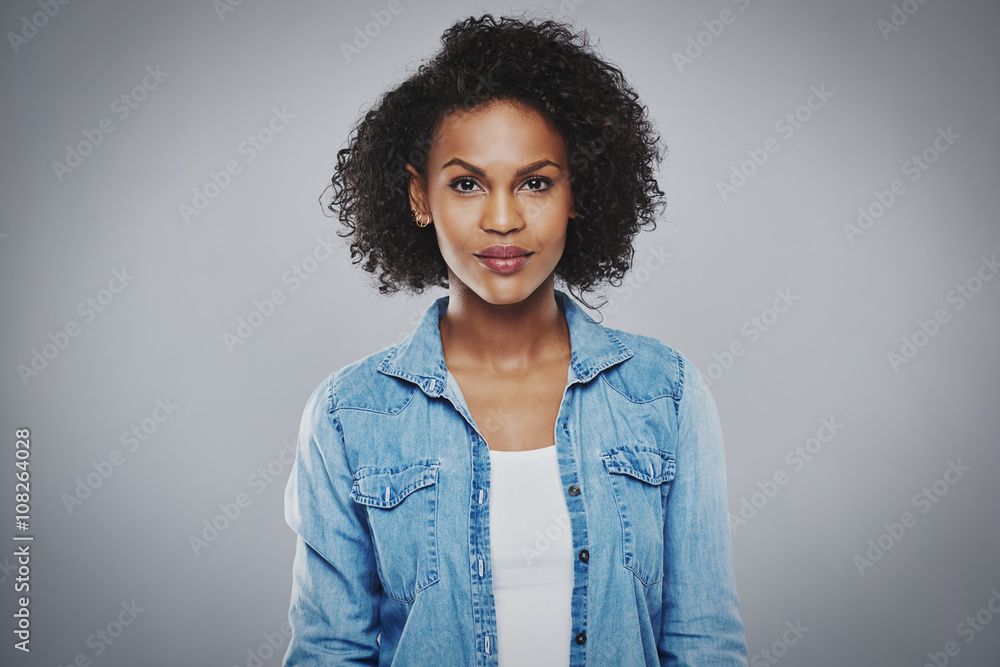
377, 288, 634, 398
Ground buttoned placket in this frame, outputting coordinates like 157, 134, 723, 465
552, 371, 591, 667
374, 290, 636, 664
440, 364, 591, 667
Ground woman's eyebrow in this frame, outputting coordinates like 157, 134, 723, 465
441, 158, 485, 176
440, 158, 562, 178
514, 160, 560, 177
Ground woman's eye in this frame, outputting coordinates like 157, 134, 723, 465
451, 177, 480, 192
522, 177, 552, 191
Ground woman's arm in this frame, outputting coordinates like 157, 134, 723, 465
658, 356, 748, 666
283, 376, 381, 666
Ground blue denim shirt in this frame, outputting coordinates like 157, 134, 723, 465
283, 289, 748, 666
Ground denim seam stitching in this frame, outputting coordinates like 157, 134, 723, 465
349, 463, 441, 603
600, 445, 672, 586
598, 373, 680, 403
330, 385, 418, 416
351, 466, 439, 507
326, 376, 388, 603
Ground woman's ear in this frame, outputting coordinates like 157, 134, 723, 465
405, 164, 428, 214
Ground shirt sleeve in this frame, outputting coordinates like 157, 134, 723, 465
283, 376, 381, 666
658, 355, 748, 666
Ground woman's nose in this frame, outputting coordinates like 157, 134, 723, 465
482, 190, 523, 233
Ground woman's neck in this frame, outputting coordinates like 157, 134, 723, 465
439, 276, 570, 374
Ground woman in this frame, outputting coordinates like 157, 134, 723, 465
283, 14, 748, 666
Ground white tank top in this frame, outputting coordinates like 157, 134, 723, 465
488, 444, 574, 666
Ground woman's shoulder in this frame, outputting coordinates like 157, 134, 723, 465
302, 342, 416, 415
590, 322, 699, 402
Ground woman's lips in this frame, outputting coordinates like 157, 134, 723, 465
475, 254, 531, 274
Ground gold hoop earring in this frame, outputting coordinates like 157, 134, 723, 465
412, 209, 431, 227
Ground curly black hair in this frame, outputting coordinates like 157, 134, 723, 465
326, 13, 666, 310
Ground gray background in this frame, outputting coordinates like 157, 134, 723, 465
1, 0, 998, 665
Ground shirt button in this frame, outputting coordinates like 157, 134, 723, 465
579, 549, 589, 563
575, 632, 587, 645
568, 484, 580, 496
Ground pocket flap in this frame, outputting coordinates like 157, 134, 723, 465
351, 461, 440, 508
601, 445, 675, 485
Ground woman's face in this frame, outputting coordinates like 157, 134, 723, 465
407, 99, 575, 306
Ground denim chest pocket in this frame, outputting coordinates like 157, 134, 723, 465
601, 444, 675, 586
350, 460, 440, 603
